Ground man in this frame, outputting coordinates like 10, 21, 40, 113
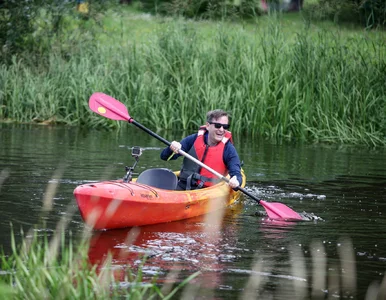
160, 109, 242, 190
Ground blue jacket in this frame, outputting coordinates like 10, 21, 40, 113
160, 132, 242, 186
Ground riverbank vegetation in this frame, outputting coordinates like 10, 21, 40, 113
0, 1, 385, 146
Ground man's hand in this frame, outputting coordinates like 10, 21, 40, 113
170, 141, 182, 154
228, 176, 240, 189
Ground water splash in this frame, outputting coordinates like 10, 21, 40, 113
246, 185, 326, 201
245, 185, 325, 221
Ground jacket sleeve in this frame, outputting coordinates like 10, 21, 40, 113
160, 133, 197, 161
223, 143, 242, 186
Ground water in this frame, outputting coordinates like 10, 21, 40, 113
1, 123, 385, 298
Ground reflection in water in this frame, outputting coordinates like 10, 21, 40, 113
258, 218, 298, 240
88, 202, 244, 289
0, 169, 9, 193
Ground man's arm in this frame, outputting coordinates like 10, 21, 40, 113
223, 143, 243, 186
160, 133, 197, 161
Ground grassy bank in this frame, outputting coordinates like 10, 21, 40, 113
0, 8, 385, 145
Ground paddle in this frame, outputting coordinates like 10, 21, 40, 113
88, 92, 303, 221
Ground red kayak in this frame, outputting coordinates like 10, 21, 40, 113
74, 168, 246, 230
75, 92, 303, 228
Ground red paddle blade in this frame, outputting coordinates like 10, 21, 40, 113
260, 200, 303, 221
89, 92, 131, 121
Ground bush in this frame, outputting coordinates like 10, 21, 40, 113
0, 0, 117, 65
360, 0, 386, 28
0, 0, 73, 64
139, 0, 264, 20
0, 0, 40, 62
303, 0, 385, 28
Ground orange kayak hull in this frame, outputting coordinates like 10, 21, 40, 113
74, 171, 246, 230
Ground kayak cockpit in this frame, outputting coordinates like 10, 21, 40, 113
136, 168, 178, 190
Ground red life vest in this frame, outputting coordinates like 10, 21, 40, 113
179, 126, 233, 188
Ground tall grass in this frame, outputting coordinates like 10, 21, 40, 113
0, 227, 198, 299
0, 12, 385, 145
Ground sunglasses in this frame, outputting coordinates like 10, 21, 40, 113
209, 122, 230, 130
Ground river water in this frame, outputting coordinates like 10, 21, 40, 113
1, 123, 385, 299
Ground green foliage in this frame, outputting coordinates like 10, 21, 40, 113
0, 0, 39, 62
0, 0, 118, 65
303, 0, 385, 28
360, 0, 386, 28
0, 0, 70, 64
0, 9, 385, 145
139, 0, 263, 19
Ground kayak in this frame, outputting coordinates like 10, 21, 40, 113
74, 168, 246, 230
82, 92, 302, 223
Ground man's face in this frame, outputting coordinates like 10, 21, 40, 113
206, 115, 229, 145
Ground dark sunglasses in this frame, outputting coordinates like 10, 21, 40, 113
209, 122, 230, 130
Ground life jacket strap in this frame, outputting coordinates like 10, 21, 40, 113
186, 173, 221, 190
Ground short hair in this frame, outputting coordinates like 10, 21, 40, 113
206, 109, 229, 122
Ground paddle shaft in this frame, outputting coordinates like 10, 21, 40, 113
130, 119, 261, 204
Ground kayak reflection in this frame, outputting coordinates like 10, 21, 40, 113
88, 201, 244, 288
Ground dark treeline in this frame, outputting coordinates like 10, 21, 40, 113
0, 0, 113, 64
131, 0, 384, 27
0, 0, 384, 63
303, 0, 385, 28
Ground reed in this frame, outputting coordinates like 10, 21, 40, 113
0, 11, 384, 145
0, 227, 199, 299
